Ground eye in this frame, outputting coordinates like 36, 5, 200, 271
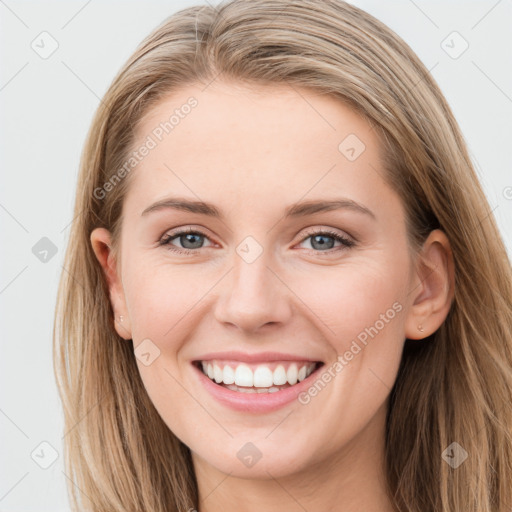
159, 227, 213, 254
297, 229, 355, 253
159, 227, 355, 255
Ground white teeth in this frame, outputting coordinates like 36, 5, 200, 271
234, 364, 253, 387
200, 360, 319, 390
253, 366, 274, 387
225, 384, 287, 393
273, 365, 287, 385
213, 364, 223, 383
237, 386, 257, 393
222, 365, 235, 385
287, 364, 298, 385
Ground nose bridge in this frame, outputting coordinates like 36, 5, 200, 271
214, 239, 292, 332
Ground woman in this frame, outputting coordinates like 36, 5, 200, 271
53, 0, 512, 510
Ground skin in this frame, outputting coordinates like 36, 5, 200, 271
91, 80, 454, 512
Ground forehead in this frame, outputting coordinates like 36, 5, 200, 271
135, 79, 378, 158
124, 80, 391, 216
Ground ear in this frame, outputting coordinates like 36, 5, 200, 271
90, 227, 132, 340
404, 229, 455, 340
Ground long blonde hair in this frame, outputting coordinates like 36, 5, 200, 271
53, 1, 512, 510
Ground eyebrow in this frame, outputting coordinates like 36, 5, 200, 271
141, 197, 376, 220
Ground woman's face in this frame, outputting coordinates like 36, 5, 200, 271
93, 80, 434, 479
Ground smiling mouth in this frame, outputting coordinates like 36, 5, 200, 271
194, 360, 324, 393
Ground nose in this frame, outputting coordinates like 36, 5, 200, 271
213, 248, 293, 334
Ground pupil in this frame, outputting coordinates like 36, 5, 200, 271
311, 234, 334, 250
181, 233, 203, 249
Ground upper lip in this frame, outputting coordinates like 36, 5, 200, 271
193, 351, 322, 364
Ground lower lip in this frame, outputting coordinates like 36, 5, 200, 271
193, 363, 323, 413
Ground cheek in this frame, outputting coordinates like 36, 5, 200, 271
120, 261, 203, 428
288, 255, 408, 353
285, 258, 407, 440
284, 252, 409, 422
123, 260, 204, 343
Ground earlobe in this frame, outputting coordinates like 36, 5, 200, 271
90, 227, 132, 340
404, 229, 455, 340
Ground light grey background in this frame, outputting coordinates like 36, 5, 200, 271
1, 1, 511, 510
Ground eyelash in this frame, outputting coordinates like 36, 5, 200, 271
158, 227, 355, 255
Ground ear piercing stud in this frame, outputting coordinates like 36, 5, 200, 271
418, 324, 424, 332
119, 315, 124, 322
